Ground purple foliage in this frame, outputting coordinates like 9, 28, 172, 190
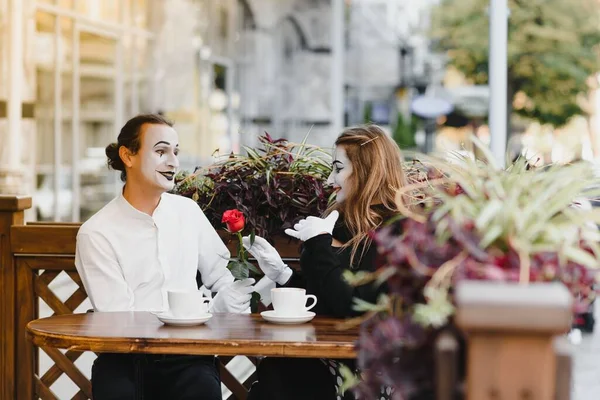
174, 134, 333, 240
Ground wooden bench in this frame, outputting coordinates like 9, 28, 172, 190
0, 196, 574, 400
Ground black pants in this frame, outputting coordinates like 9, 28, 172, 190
247, 358, 351, 400
91, 353, 222, 400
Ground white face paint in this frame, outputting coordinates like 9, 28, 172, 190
135, 124, 180, 192
327, 146, 353, 203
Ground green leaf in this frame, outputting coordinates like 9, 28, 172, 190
266, 168, 272, 185
244, 147, 266, 166
375, 267, 398, 286
432, 202, 451, 222
479, 224, 503, 249
243, 260, 263, 276
228, 260, 249, 280
475, 199, 503, 230
564, 246, 599, 269
342, 270, 371, 285
337, 364, 360, 395
471, 134, 499, 170
250, 230, 256, 246
351, 295, 389, 312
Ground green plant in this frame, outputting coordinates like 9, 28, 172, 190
363, 101, 373, 123
393, 112, 418, 149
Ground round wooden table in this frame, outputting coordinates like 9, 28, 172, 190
27, 312, 359, 359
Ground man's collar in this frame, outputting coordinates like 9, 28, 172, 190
116, 191, 165, 220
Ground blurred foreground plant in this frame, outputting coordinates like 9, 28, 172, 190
344, 140, 600, 399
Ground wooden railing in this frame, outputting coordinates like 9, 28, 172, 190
0, 196, 30, 400
0, 196, 574, 400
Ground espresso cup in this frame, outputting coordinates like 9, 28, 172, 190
271, 288, 317, 316
167, 290, 212, 318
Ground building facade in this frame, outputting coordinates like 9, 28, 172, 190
0, 0, 436, 223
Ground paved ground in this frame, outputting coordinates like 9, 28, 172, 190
572, 302, 600, 400
573, 333, 600, 400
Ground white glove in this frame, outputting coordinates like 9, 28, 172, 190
284, 211, 339, 242
242, 236, 293, 285
210, 278, 255, 313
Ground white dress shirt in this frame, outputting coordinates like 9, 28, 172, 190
75, 192, 234, 312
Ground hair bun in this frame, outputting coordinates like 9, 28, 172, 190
105, 142, 125, 172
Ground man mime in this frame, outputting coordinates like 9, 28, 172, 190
75, 114, 254, 400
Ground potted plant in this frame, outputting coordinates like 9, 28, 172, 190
173, 133, 334, 243
342, 142, 600, 399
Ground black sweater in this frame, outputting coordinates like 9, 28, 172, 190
284, 211, 391, 318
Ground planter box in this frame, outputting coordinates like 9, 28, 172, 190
455, 280, 572, 400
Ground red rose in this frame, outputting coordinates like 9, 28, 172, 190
222, 209, 245, 233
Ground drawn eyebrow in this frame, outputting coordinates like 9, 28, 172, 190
153, 141, 179, 148
333, 160, 343, 166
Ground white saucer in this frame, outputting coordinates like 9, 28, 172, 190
260, 310, 315, 325
154, 312, 213, 327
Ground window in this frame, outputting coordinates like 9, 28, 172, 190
34, 0, 155, 222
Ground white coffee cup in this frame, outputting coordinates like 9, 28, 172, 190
271, 288, 317, 316
167, 290, 212, 318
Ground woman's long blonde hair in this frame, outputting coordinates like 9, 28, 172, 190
326, 124, 408, 266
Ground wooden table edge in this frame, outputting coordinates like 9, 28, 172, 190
26, 322, 357, 359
